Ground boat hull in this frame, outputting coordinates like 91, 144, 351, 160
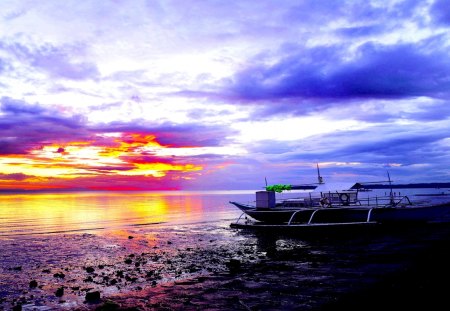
230, 201, 450, 225
370, 203, 450, 223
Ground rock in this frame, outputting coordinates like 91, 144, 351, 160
85, 290, 101, 303
84, 276, 94, 282
13, 266, 22, 271
86, 267, 95, 273
124, 259, 133, 264
53, 272, 65, 279
29, 280, 38, 288
95, 300, 120, 310
226, 259, 242, 273
128, 236, 134, 239
55, 287, 64, 297
12, 304, 22, 311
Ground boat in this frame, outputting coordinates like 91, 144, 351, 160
229, 171, 450, 231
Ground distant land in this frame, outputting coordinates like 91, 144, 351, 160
350, 182, 450, 189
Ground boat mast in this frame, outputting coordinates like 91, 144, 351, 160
387, 171, 394, 205
317, 163, 324, 184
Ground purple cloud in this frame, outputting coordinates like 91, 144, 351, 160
0, 42, 99, 80
0, 173, 30, 181
0, 97, 238, 156
430, 0, 450, 25
0, 97, 91, 154
93, 121, 237, 148
227, 39, 450, 101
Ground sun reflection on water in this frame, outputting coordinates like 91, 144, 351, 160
0, 191, 243, 237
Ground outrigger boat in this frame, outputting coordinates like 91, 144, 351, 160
230, 170, 450, 231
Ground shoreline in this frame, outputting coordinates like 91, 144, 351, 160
1, 222, 450, 310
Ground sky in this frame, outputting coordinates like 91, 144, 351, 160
1, 0, 450, 191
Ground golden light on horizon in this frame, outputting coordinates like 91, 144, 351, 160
0, 132, 208, 189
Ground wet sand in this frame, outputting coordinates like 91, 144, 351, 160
1, 222, 450, 310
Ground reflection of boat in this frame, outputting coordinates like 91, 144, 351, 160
230, 174, 450, 231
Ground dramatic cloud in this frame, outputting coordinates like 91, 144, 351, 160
0, 0, 449, 190
0, 98, 239, 190
228, 40, 450, 101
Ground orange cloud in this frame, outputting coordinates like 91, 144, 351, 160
0, 132, 205, 191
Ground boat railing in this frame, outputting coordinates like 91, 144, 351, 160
359, 195, 412, 207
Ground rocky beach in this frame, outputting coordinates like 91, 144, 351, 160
2, 220, 450, 311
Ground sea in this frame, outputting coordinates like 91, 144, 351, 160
1, 188, 449, 237
0, 190, 255, 237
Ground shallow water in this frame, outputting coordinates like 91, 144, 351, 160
0, 191, 256, 237
1, 190, 450, 310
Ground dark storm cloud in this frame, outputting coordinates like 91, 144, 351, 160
228, 39, 450, 102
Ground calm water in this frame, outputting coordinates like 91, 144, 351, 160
0, 190, 258, 237
1, 188, 449, 237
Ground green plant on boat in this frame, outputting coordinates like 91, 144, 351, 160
265, 184, 292, 193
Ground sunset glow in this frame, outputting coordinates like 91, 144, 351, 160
0, 132, 205, 190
